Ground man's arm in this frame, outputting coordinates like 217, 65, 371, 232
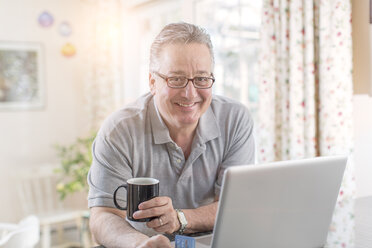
90, 207, 171, 248
183, 200, 218, 233
135, 197, 219, 234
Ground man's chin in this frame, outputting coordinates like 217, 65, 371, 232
176, 118, 199, 128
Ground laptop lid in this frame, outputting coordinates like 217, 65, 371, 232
210, 156, 347, 248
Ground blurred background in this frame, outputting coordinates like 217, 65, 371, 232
0, 0, 371, 247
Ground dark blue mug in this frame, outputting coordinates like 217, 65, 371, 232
113, 177, 159, 222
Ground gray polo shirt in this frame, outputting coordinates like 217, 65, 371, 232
88, 93, 255, 209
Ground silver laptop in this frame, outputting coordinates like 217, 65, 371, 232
187, 156, 347, 248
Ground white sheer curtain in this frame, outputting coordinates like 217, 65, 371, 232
258, 0, 354, 246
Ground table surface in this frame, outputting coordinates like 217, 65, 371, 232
94, 196, 372, 248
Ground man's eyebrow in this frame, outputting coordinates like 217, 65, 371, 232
195, 70, 210, 75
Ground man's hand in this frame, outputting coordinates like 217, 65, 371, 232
133, 196, 180, 234
136, 234, 172, 248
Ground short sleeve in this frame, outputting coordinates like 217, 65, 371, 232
214, 108, 255, 197
87, 133, 133, 208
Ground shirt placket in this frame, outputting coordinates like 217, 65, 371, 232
178, 143, 206, 182
167, 142, 185, 176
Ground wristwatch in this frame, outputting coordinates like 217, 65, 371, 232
175, 209, 188, 235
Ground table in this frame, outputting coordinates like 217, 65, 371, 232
94, 196, 372, 248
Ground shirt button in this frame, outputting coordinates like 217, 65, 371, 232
176, 159, 181, 163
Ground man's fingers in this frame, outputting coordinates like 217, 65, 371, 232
136, 234, 171, 248
133, 195, 179, 234
133, 205, 168, 220
138, 196, 169, 209
146, 215, 166, 228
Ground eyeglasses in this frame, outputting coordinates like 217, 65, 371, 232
154, 72, 215, 89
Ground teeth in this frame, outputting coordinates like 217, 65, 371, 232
177, 103, 194, 107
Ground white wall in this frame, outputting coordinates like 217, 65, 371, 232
351, 0, 372, 197
353, 95, 372, 198
0, 0, 91, 222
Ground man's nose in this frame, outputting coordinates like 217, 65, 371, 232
183, 79, 198, 98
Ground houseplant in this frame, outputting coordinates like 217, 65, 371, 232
54, 132, 96, 200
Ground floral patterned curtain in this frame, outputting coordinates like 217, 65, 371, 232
82, 0, 123, 130
257, 0, 354, 246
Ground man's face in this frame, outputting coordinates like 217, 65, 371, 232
149, 43, 213, 131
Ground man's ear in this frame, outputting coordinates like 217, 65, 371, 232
149, 72, 156, 95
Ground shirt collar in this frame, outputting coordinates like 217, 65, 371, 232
149, 96, 221, 145
149, 96, 172, 144
196, 104, 221, 144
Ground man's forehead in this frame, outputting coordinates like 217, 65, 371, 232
156, 43, 213, 73
160, 42, 210, 56
168, 70, 210, 75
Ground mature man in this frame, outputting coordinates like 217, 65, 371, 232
88, 22, 255, 248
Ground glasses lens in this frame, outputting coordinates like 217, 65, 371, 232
194, 77, 213, 88
168, 77, 187, 88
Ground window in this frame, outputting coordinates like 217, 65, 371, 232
194, 0, 262, 118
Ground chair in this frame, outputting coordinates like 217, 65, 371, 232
0, 215, 40, 248
16, 165, 90, 248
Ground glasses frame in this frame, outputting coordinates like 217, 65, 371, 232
153, 72, 215, 89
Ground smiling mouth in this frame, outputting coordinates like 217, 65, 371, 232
176, 102, 196, 107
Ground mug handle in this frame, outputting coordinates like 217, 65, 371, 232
113, 184, 127, 210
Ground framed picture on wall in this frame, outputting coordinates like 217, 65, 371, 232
0, 42, 44, 110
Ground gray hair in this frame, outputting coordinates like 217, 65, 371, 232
149, 22, 215, 72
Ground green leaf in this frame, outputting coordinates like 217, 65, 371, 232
54, 131, 97, 200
